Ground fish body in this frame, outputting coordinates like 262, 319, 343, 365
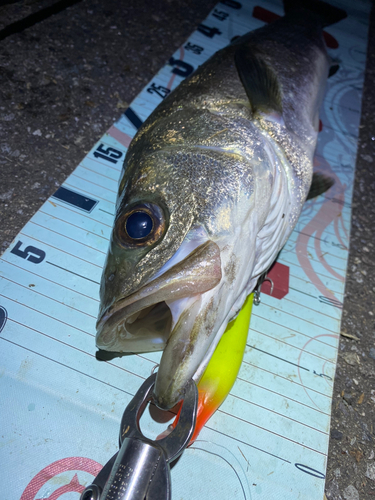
96, 1, 346, 410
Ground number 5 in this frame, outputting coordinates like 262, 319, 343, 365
11, 241, 46, 264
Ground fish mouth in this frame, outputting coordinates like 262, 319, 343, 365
96, 299, 174, 353
96, 241, 222, 404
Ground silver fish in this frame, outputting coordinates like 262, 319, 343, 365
96, 0, 344, 409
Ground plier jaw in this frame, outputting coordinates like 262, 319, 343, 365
80, 373, 198, 500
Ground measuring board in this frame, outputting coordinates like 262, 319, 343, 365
0, 0, 370, 499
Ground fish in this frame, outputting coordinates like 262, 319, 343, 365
96, 0, 346, 410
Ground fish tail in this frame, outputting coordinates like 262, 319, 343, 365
283, 0, 347, 27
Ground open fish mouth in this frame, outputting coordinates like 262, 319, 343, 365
96, 240, 222, 370
96, 299, 174, 353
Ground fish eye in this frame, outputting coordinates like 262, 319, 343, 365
116, 203, 167, 247
126, 211, 153, 239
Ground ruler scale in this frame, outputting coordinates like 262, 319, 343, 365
0, 0, 370, 499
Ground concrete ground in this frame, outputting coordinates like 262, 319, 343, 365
0, 0, 374, 498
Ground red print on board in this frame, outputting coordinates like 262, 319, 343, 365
20, 457, 102, 500
296, 155, 347, 304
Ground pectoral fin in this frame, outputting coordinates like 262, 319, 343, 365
307, 172, 335, 200
234, 47, 282, 115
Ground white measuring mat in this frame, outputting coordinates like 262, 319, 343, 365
0, 0, 370, 498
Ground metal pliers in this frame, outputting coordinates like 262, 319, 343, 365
80, 373, 198, 500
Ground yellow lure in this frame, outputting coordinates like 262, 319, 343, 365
171, 293, 254, 443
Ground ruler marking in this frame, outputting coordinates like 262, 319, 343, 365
0, 293, 94, 337
1, 275, 156, 371
17, 230, 104, 268
6, 317, 147, 381
28, 220, 107, 255
242, 360, 331, 399
1, 337, 135, 397
0, 258, 100, 302
286, 234, 349, 258
51, 186, 98, 213
0, 276, 97, 319
290, 223, 351, 246
286, 244, 349, 262
124, 107, 144, 129
136, 353, 157, 364
223, 393, 329, 436
251, 313, 338, 347
95, 134, 128, 151
249, 328, 336, 364
39, 209, 110, 242
276, 294, 342, 317
64, 181, 116, 206
0, 1, 368, 496
46, 261, 100, 284
286, 287, 343, 313
84, 153, 123, 172
289, 286, 320, 298
8, 316, 95, 349
205, 427, 291, 463
80, 161, 122, 180
46, 199, 113, 227
287, 225, 349, 245
247, 345, 309, 372
5, 317, 150, 382
280, 251, 347, 275
252, 304, 340, 334
282, 261, 346, 285
216, 409, 327, 456
236, 377, 330, 416
70, 173, 117, 194
99, 208, 115, 216
295, 213, 352, 230
277, 258, 346, 285
134, 91, 176, 111
289, 273, 344, 297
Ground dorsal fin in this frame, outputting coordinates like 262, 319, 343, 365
234, 46, 282, 115
283, 0, 347, 28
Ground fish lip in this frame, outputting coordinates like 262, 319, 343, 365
96, 240, 222, 353
152, 291, 224, 411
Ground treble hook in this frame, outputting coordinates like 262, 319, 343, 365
253, 273, 274, 306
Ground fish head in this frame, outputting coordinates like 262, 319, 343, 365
97, 147, 211, 350
96, 116, 276, 410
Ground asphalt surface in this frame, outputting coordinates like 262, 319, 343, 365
0, 0, 374, 498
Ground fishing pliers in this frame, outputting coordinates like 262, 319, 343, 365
80, 372, 198, 500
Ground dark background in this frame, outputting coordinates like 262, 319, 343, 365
0, 0, 374, 498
